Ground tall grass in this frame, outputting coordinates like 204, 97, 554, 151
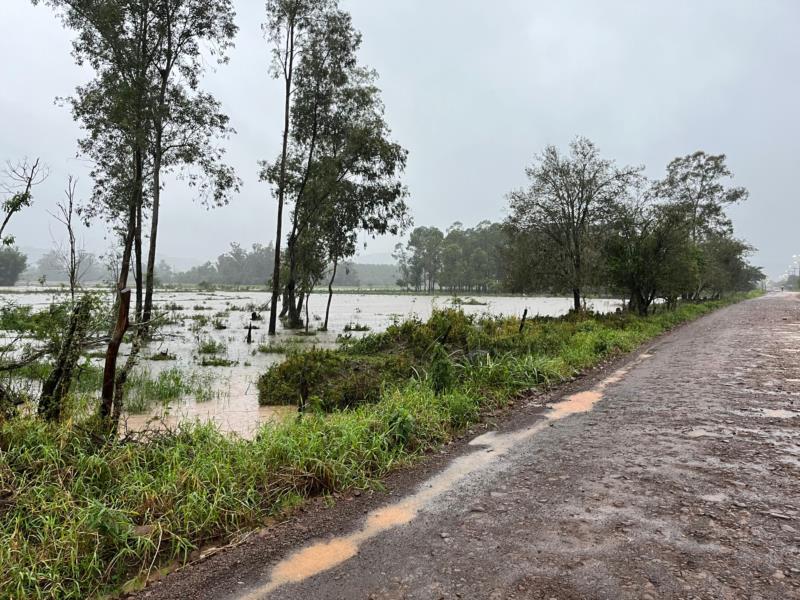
125, 368, 217, 413
0, 293, 758, 599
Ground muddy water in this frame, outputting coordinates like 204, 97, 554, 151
241, 357, 646, 598
0, 287, 621, 437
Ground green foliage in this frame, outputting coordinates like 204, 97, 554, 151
258, 348, 414, 410
199, 357, 237, 368
256, 341, 294, 354
395, 222, 506, 293
125, 368, 215, 413
429, 343, 454, 394
161, 243, 276, 287
196, 338, 225, 355
261, 296, 757, 415
0, 247, 28, 286
506, 137, 643, 307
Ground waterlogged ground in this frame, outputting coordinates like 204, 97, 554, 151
0, 287, 621, 437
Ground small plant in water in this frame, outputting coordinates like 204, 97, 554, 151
257, 341, 290, 354
197, 338, 226, 355
200, 356, 237, 367
343, 322, 370, 332
146, 350, 177, 361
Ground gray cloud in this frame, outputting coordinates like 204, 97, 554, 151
1, 0, 797, 276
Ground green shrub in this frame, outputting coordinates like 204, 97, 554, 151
429, 343, 455, 394
257, 349, 414, 410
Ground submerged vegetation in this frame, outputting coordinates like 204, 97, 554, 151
0, 294, 757, 598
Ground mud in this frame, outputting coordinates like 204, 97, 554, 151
133, 293, 800, 600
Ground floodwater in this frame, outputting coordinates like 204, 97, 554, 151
0, 287, 621, 437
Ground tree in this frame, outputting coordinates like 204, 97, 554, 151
404, 227, 444, 292
49, 176, 96, 299
263, 0, 334, 335
140, 0, 239, 335
0, 248, 28, 286
653, 151, 747, 242
264, 6, 408, 328
697, 234, 762, 297
1, 158, 46, 246
605, 198, 697, 314
507, 137, 642, 310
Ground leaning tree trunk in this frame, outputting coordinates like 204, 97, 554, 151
142, 140, 163, 338
100, 154, 140, 424
323, 259, 338, 331
100, 286, 131, 423
38, 296, 92, 421
112, 333, 142, 428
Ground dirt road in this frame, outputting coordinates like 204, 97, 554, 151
139, 293, 800, 599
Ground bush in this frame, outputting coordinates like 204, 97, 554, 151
429, 343, 455, 394
0, 247, 27, 286
257, 349, 414, 410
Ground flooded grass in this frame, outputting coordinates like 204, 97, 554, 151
196, 338, 226, 355
125, 368, 218, 413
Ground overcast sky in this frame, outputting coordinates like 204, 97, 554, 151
1, 1, 798, 276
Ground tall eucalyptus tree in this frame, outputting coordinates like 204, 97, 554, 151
263, 0, 334, 335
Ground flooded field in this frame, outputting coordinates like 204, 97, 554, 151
1, 288, 621, 437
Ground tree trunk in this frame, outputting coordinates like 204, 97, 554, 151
100, 150, 140, 424
100, 287, 131, 421
38, 296, 92, 421
279, 289, 290, 318
294, 290, 304, 328
112, 332, 142, 428
268, 22, 296, 336
285, 238, 301, 328
134, 201, 143, 323
304, 292, 310, 334
142, 143, 162, 337
323, 259, 338, 331
572, 287, 581, 311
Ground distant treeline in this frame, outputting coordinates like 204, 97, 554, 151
394, 222, 505, 293
395, 141, 764, 313
10, 243, 400, 290
154, 243, 399, 289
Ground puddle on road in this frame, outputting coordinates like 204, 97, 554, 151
239, 356, 648, 599
731, 408, 798, 420
700, 492, 728, 503
761, 408, 797, 419
266, 539, 358, 589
